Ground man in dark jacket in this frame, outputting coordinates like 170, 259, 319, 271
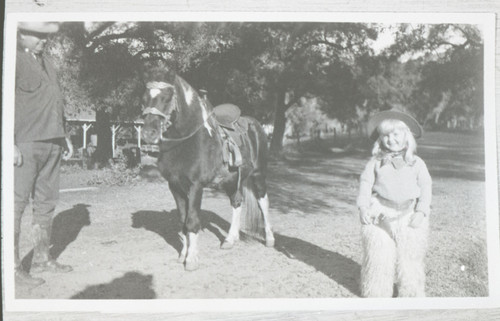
14, 21, 74, 287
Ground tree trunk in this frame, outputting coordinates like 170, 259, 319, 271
269, 91, 287, 153
93, 109, 113, 167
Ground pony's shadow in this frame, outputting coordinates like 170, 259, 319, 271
274, 233, 361, 297
131, 209, 230, 254
131, 209, 361, 296
22, 203, 91, 270
71, 271, 156, 299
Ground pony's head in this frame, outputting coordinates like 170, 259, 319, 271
141, 63, 178, 144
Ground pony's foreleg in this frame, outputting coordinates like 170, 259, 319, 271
258, 194, 275, 247
169, 183, 189, 264
184, 185, 203, 271
177, 231, 188, 263
221, 206, 241, 249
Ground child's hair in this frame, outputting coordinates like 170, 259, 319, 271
372, 119, 417, 164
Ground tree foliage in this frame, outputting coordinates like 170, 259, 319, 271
46, 21, 484, 161
382, 24, 483, 128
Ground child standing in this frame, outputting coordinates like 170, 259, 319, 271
357, 110, 432, 297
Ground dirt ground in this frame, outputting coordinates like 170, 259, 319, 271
14, 131, 488, 299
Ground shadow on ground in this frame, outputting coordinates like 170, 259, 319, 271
131, 209, 232, 254
51, 204, 92, 259
274, 233, 361, 296
22, 203, 91, 270
131, 208, 360, 296
71, 271, 156, 299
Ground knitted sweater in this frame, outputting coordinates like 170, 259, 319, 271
356, 155, 432, 216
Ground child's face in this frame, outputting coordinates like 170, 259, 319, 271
381, 128, 407, 152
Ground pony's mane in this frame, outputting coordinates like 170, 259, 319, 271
173, 75, 216, 134
143, 60, 216, 132
175, 76, 198, 107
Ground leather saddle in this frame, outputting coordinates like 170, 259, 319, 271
213, 104, 248, 168
213, 104, 241, 129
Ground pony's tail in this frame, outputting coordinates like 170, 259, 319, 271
243, 176, 264, 240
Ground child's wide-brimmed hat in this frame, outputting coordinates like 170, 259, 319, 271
18, 22, 59, 34
367, 109, 423, 140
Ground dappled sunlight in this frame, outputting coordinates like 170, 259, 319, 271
267, 161, 358, 216
418, 132, 485, 181
17, 131, 487, 299
268, 139, 368, 216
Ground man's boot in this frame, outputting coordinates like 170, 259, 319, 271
30, 224, 73, 274
15, 231, 45, 287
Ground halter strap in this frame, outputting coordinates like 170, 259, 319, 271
146, 81, 174, 90
143, 78, 215, 142
142, 107, 171, 120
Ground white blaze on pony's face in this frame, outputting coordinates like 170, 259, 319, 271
149, 88, 161, 99
141, 81, 176, 144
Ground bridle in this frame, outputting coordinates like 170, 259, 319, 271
142, 81, 215, 143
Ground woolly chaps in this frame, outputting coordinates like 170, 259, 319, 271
360, 198, 429, 297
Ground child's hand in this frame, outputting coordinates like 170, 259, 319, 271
409, 211, 425, 228
359, 208, 372, 225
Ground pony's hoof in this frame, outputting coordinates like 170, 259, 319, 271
220, 240, 234, 250
266, 239, 275, 247
184, 260, 199, 271
177, 256, 186, 264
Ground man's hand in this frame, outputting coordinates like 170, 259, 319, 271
14, 145, 23, 167
62, 137, 73, 161
409, 211, 426, 228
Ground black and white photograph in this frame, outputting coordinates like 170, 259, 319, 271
2, 7, 500, 321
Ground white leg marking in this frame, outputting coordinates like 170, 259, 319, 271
227, 206, 242, 243
185, 232, 199, 271
221, 206, 241, 249
258, 194, 275, 247
178, 231, 188, 263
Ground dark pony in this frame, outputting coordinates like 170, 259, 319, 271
141, 63, 274, 271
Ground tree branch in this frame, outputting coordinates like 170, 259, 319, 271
133, 48, 177, 58
292, 29, 358, 60
86, 30, 142, 52
432, 40, 467, 49
453, 25, 481, 48
87, 22, 116, 40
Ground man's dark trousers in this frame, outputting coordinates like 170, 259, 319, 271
14, 140, 62, 266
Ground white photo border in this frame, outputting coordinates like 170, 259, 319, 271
2, 11, 499, 312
